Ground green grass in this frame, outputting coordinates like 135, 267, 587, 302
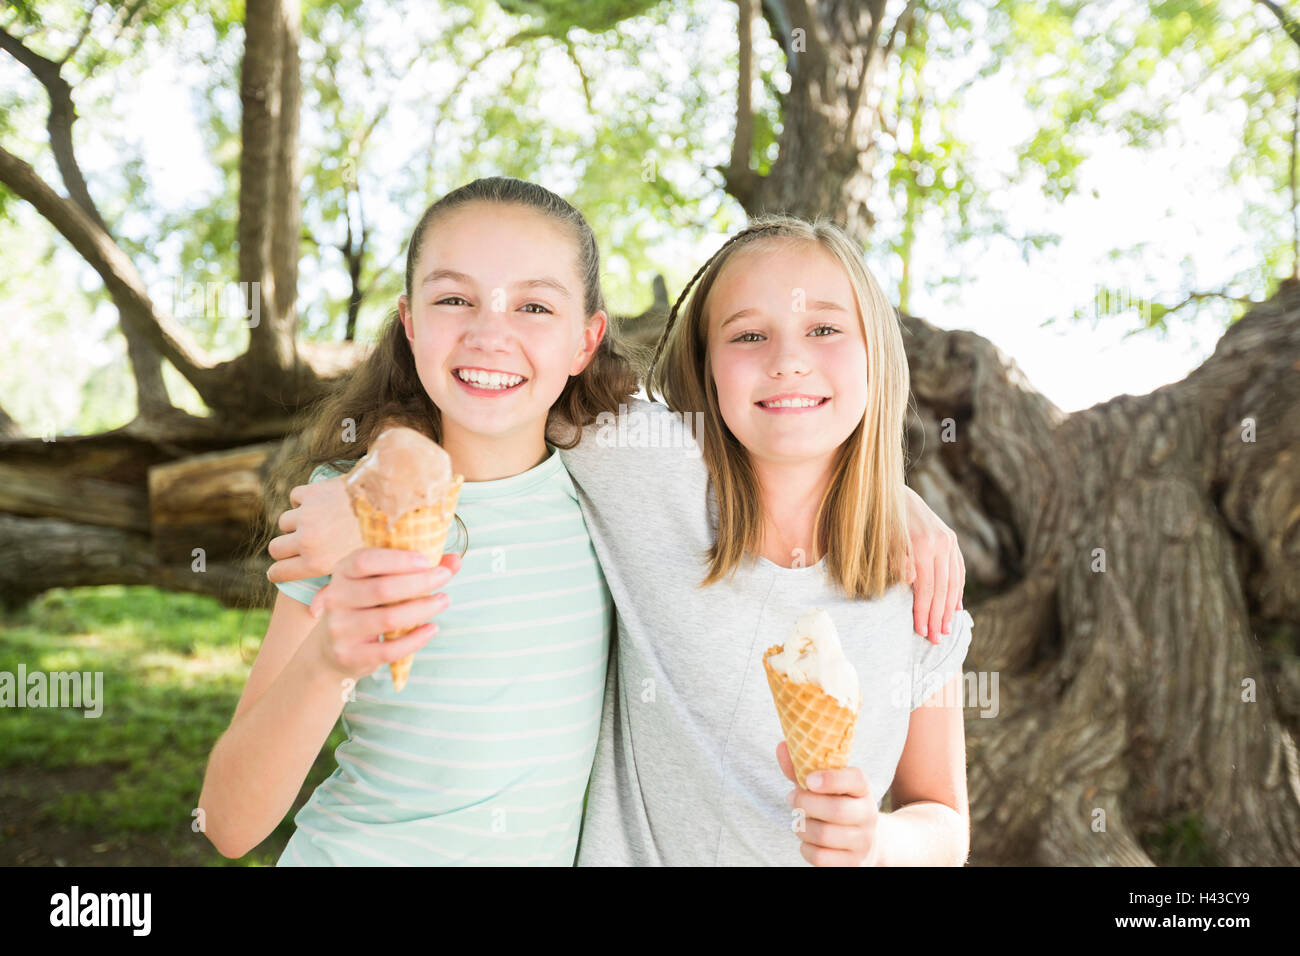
0, 585, 345, 866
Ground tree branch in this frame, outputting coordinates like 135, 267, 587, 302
847, 0, 903, 149
58, 3, 97, 66
434, 29, 543, 127
270, 0, 301, 332
724, 0, 762, 207
0, 25, 108, 232
1, 20, 182, 420
1155, 289, 1265, 322
239, 0, 287, 369
0, 144, 219, 393
1256, 0, 1300, 50
758, 0, 795, 75
562, 34, 594, 112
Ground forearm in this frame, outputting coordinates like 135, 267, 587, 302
198, 628, 349, 858
875, 801, 969, 866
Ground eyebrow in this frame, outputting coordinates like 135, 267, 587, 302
719, 300, 849, 330
421, 268, 572, 298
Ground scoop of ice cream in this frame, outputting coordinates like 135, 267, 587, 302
344, 426, 455, 519
765, 608, 860, 712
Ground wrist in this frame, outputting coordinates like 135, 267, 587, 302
306, 616, 358, 687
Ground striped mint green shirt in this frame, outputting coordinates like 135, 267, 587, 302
272, 447, 611, 866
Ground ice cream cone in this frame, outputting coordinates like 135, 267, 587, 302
763, 646, 858, 789
350, 476, 462, 691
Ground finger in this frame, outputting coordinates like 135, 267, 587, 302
267, 531, 298, 561
438, 551, 462, 576
357, 622, 439, 671
800, 843, 861, 867
350, 593, 449, 637
277, 508, 299, 533
791, 789, 872, 827
911, 548, 935, 640
776, 741, 797, 783
335, 568, 452, 615
940, 545, 961, 637
805, 767, 870, 800
288, 484, 309, 507
796, 818, 872, 853
267, 557, 316, 585
341, 547, 436, 579
927, 545, 950, 645
374, 622, 439, 660
308, 585, 327, 619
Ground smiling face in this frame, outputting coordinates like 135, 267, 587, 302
706, 238, 869, 468
398, 201, 604, 452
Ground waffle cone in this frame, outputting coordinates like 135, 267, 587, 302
350, 476, 463, 691
762, 645, 858, 789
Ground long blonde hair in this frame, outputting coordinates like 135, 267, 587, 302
648, 214, 911, 600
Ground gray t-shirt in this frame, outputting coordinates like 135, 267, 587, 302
557, 398, 973, 866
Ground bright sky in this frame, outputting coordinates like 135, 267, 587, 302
913, 51, 1264, 414
1, 0, 1279, 428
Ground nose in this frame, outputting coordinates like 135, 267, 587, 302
764, 329, 811, 378
461, 304, 513, 353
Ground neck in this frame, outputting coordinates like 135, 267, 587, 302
752, 454, 836, 567
439, 419, 550, 482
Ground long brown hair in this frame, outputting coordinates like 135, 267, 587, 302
240, 177, 640, 609
648, 214, 911, 601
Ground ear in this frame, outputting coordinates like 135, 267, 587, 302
398, 295, 414, 343
569, 310, 608, 376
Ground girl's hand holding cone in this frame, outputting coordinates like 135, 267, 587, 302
777, 741, 880, 867
310, 546, 460, 683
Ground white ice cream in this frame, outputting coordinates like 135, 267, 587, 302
765, 608, 861, 712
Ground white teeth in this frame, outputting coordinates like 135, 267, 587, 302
761, 397, 823, 408
456, 369, 524, 389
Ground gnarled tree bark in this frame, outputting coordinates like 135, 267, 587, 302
901, 288, 1300, 865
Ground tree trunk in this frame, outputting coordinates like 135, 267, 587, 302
239, 0, 289, 389
729, 0, 909, 243
899, 288, 1300, 865
0, 424, 300, 609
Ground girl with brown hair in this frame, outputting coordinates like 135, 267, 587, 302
200, 177, 639, 865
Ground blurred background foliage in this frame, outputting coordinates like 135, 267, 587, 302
0, 0, 1293, 426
